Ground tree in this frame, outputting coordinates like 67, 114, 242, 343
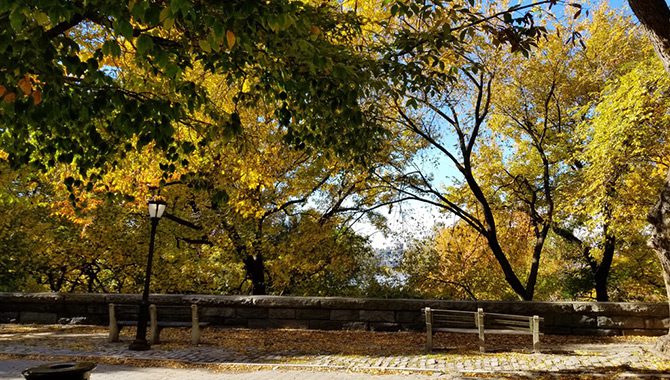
627, 0, 670, 348
401, 212, 536, 300
372, 0, 551, 300
0, 1, 384, 176
488, 6, 661, 302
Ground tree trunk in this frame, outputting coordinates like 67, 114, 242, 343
485, 233, 531, 300
627, 0, 670, 346
244, 254, 266, 295
594, 234, 615, 302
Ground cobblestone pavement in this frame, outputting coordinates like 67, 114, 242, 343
0, 360, 440, 380
2, 328, 670, 379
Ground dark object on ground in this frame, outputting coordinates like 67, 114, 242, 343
22, 362, 96, 379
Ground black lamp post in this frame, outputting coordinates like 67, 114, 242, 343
129, 198, 166, 351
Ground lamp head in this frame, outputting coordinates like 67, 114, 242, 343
148, 198, 167, 219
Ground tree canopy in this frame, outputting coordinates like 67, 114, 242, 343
1, 0, 668, 305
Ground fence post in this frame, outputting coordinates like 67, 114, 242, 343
477, 308, 485, 353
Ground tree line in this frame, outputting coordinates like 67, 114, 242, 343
0, 0, 669, 305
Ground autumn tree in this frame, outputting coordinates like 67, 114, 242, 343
486, 6, 664, 301
371, 0, 553, 300
626, 0, 670, 349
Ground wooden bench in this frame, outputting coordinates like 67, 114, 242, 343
108, 303, 209, 345
424, 307, 542, 353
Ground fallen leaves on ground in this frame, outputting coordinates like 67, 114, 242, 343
0, 323, 658, 357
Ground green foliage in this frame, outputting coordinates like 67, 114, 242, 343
0, 0, 384, 177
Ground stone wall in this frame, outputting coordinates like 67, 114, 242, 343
0, 293, 668, 336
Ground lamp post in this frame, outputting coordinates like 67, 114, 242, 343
129, 198, 166, 351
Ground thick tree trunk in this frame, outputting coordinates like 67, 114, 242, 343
524, 235, 544, 300
628, 0, 670, 345
244, 254, 266, 295
649, 172, 670, 354
594, 234, 615, 302
485, 234, 531, 300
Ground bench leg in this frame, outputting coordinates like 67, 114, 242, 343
425, 322, 433, 352
109, 325, 120, 343
477, 308, 485, 353
149, 304, 159, 345
424, 308, 433, 352
191, 304, 201, 345
108, 303, 120, 342
532, 315, 540, 353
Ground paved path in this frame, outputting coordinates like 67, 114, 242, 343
2, 327, 670, 378
0, 360, 443, 380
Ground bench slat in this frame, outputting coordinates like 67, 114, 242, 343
488, 324, 531, 332
433, 321, 477, 328
432, 314, 476, 322
426, 309, 475, 315
487, 312, 544, 321
486, 318, 532, 327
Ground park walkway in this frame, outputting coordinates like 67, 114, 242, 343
1, 325, 670, 378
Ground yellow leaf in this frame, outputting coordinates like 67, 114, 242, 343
226, 30, 236, 49
34, 12, 50, 26
199, 39, 212, 53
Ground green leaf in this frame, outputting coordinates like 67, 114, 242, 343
136, 34, 154, 55
198, 38, 212, 53
102, 40, 122, 57
115, 19, 134, 39
9, 8, 25, 31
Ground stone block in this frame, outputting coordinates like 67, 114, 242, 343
221, 318, 248, 327
545, 327, 574, 335
202, 307, 235, 319
247, 319, 272, 329
296, 309, 330, 320
251, 296, 321, 308
275, 319, 309, 329
645, 318, 670, 330
396, 311, 422, 323
268, 308, 295, 319
360, 310, 395, 322
551, 314, 596, 328
622, 329, 666, 337
571, 328, 622, 336
20, 312, 57, 324
309, 320, 344, 330
236, 308, 268, 319
400, 322, 425, 331
370, 322, 402, 332
330, 309, 358, 321
573, 303, 605, 314
597, 316, 645, 329
87, 304, 108, 315
0, 312, 18, 323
